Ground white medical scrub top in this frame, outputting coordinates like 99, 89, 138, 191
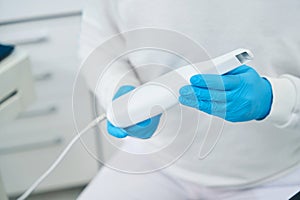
79, 0, 300, 188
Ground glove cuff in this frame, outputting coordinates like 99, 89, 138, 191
256, 78, 273, 120
263, 76, 296, 126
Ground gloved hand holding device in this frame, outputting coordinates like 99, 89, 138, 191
107, 85, 161, 138
179, 65, 273, 122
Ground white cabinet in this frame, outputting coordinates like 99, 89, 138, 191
0, 0, 100, 196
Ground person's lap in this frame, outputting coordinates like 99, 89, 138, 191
78, 163, 300, 200
77, 165, 188, 200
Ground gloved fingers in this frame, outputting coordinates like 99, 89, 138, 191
179, 95, 207, 111
125, 119, 151, 133
178, 95, 199, 110
113, 85, 136, 100
107, 121, 128, 138
179, 96, 227, 117
190, 74, 240, 91
125, 114, 161, 132
106, 85, 135, 138
179, 85, 227, 102
179, 95, 215, 114
109, 85, 162, 139
197, 100, 226, 116
125, 115, 161, 139
137, 114, 161, 127
224, 65, 251, 75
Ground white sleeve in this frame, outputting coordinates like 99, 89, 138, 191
79, 0, 140, 111
265, 75, 300, 129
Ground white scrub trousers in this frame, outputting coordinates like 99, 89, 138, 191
78, 165, 300, 200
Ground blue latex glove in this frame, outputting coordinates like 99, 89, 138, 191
107, 85, 161, 139
179, 65, 273, 122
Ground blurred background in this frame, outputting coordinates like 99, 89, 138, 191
0, 0, 101, 199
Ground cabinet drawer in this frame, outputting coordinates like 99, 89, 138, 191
0, 0, 83, 24
33, 67, 78, 103
2, 99, 72, 134
0, 16, 82, 73
0, 94, 99, 195
1, 84, 90, 136
0, 123, 98, 195
0, 16, 84, 102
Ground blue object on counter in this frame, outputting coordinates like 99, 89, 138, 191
0, 44, 15, 62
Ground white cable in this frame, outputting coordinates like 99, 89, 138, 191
16, 114, 107, 200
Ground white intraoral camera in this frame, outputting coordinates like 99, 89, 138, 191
107, 49, 253, 127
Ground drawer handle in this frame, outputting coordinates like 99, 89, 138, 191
34, 72, 53, 82
0, 135, 63, 154
18, 105, 57, 118
0, 90, 18, 107
1, 29, 49, 45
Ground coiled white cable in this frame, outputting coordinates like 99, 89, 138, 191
16, 114, 107, 200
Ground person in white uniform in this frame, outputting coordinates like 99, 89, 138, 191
78, 0, 300, 199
